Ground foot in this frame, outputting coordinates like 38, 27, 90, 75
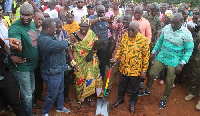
140, 82, 144, 89
112, 101, 123, 108
138, 90, 150, 96
77, 102, 84, 109
33, 103, 41, 109
56, 107, 70, 113
196, 100, 200, 111
158, 80, 164, 86
64, 98, 70, 104
185, 94, 197, 101
87, 97, 95, 107
130, 104, 135, 114
159, 100, 166, 109
104, 90, 110, 97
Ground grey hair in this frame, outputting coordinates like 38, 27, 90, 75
134, 5, 143, 11
20, 3, 34, 14
97, 5, 105, 11
172, 13, 184, 21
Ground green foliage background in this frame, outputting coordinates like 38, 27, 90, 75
132, 0, 199, 7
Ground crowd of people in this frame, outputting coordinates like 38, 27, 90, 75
0, 0, 200, 116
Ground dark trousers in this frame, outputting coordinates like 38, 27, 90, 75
34, 65, 43, 104
117, 73, 141, 105
0, 71, 27, 116
64, 70, 72, 98
97, 48, 107, 80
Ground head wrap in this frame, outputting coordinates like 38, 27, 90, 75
79, 15, 90, 25
65, 10, 74, 17
165, 10, 173, 19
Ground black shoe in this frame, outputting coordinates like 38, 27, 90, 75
33, 103, 41, 109
64, 98, 70, 104
104, 90, 110, 97
159, 100, 166, 109
138, 90, 150, 96
130, 104, 135, 114
112, 101, 123, 108
38, 97, 45, 102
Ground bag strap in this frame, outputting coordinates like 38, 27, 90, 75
72, 32, 82, 41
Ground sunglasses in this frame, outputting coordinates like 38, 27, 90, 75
77, 1, 84, 3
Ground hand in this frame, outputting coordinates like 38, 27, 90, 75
175, 64, 183, 75
110, 57, 117, 62
99, 16, 110, 21
149, 54, 155, 62
10, 56, 26, 67
4, 38, 22, 50
30, 1, 37, 8
108, 15, 115, 23
74, 65, 80, 72
140, 71, 146, 79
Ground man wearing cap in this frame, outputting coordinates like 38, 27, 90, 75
86, 4, 95, 18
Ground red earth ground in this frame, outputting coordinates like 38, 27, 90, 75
1, 71, 200, 116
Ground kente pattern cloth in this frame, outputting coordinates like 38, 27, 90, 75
63, 20, 80, 35
73, 30, 102, 102
112, 23, 127, 58
115, 33, 150, 76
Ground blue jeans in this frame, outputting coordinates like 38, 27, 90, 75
12, 70, 35, 116
41, 72, 64, 115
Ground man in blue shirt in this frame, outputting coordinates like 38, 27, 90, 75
89, 5, 114, 80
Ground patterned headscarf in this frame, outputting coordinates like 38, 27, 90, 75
165, 10, 173, 19
79, 15, 90, 25
65, 10, 74, 16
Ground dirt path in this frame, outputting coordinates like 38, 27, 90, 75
31, 71, 200, 116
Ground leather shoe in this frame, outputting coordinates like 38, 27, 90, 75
33, 103, 41, 109
130, 104, 135, 114
112, 101, 123, 108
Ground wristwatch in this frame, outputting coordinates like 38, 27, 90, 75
8, 53, 15, 58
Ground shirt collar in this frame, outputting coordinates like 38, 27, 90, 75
132, 17, 144, 21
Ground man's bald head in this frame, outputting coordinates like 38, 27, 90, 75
128, 21, 140, 38
129, 21, 139, 28
20, 3, 34, 14
172, 13, 184, 22
171, 13, 183, 32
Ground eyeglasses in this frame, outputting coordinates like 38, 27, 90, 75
77, 1, 84, 3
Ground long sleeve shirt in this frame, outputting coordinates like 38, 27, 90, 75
132, 17, 152, 44
115, 33, 150, 76
152, 25, 194, 67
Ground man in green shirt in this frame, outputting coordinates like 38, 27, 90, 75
7, 3, 38, 116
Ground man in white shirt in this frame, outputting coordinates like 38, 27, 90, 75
72, 0, 87, 22
0, 6, 9, 47
44, 0, 58, 18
